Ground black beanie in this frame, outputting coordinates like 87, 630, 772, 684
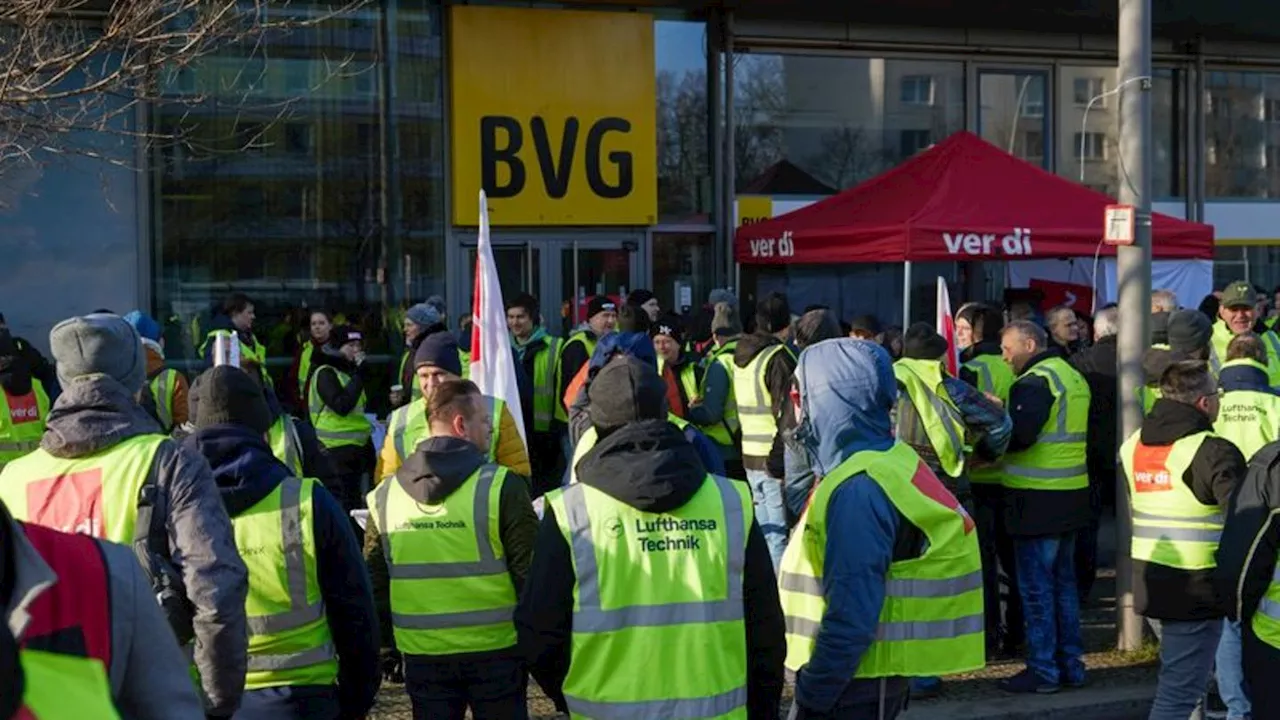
589, 356, 667, 433
586, 296, 617, 321
414, 331, 462, 376
193, 366, 273, 434
755, 292, 791, 334
627, 289, 655, 307
651, 313, 684, 345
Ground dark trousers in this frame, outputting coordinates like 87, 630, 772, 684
788, 678, 909, 719
234, 686, 339, 720
972, 484, 1023, 650
1243, 622, 1277, 719
1074, 462, 1109, 602
528, 430, 563, 498
404, 654, 528, 720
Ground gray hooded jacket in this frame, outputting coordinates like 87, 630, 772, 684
39, 376, 249, 716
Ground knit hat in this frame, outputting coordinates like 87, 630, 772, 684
49, 313, 146, 392
903, 322, 949, 360
506, 292, 539, 319
405, 302, 441, 329
651, 313, 684, 345
414, 331, 462, 376
755, 293, 791, 334
710, 302, 742, 337
1168, 309, 1212, 354
192, 366, 273, 434
588, 355, 668, 433
425, 295, 447, 316
586, 296, 617, 321
328, 325, 364, 348
122, 310, 162, 343
707, 288, 738, 309
627, 289, 655, 308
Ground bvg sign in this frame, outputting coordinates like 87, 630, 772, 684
449, 6, 657, 226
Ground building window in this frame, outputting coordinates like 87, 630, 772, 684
1024, 131, 1044, 159
655, 19, 709, 223
1073, 132, 1107, 161
900, 75, 934, 105
734, 56, 964, 192
1204, 70, 1280, 197
1267, 98, 1280, 123
979, 71, 1047, 168
1073, 77, 1106, 106
1021, 83, 1045, 118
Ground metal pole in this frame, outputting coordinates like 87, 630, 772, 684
1115, 0, 1152, 652
902, 261, 913, 325
723, 12, 737, 288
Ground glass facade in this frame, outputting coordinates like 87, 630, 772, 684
979, 70, 1049, 167
1204, 70, 1280, 198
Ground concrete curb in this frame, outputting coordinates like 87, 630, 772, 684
900, 682, 1155, 719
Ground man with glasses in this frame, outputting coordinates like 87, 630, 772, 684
1121, 360, 1246, 719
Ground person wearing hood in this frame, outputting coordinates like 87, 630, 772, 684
555, 296, 618, 427
782, 309, 845, 522
0, 329, 50, 469
0, 312, 60, 402
366, 378, 538, 719
391, 302, 449, 410
519, 356, 785, 719
284, 309, 332, 413
201, 292, 272, 387
997, 321, 1091, 693
380, 332, 531, 483
1143, 310, 1213, 413
308, 325, 375, 511
1213, 281, 1280, 386
507, 292, 563, 495
185, 366, 380, 720
0, 313, 249, 718
778, 339, 985, 718
124, 310, 189, 434
734, 292, 797, 569
1119, 361, 1244, 718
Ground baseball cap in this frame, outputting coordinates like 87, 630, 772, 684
1221, 280, 1257, 309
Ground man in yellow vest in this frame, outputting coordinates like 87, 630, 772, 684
0, 313, 249, 718
1215, 332, 1280, 460
1121, 360, 1244, 717
653, 314, 738, 470
366, 378, 538, 718
518, 356, 785, 718
185, 366, 381, 720
1213, 281, 1280, 385
732, 292, 797, 569
378, 332, 530, 481
707, 301, 744, 478
507, 292, 563, 496
308, 325, 375, 511
1143, 309, 1213, 414
554, 295, 617, 429
997, 320, 1091, 693
777, 338, 984, 717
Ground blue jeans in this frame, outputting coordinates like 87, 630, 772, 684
1014, 533, 1085, 684
1216, 619, 1251, 720
1147, 618, 1221, 720
747, 468, 788, 570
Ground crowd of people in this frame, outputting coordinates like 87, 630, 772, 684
7, 278, 1280, 719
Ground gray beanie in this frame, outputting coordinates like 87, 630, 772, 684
49, 313, 147, 392
708, 288, 738, 309
405, 302, 441, 328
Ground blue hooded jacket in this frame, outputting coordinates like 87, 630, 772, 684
1220, 359, 1278, 396
791, 339, 909, 712
184, 425, 381, 719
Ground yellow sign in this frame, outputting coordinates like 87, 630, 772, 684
449, 6, 656, 226
736, 196, 773, 227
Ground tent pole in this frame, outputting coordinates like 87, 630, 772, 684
902, 261, 913, 325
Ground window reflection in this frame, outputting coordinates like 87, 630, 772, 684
655, 20, 710, 223
1204, 70, 1280, 198
979, 71, 1048, 167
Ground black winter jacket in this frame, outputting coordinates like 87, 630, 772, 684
1218, 442, 1280, 621
1071, 335, 1118, 470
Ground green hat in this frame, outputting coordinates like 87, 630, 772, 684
1221, 280, 1257, 309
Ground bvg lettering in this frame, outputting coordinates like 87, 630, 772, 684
480, 116, 633, 200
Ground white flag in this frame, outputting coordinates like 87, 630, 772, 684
470, 191, 528, 449
936, 277, 958, 376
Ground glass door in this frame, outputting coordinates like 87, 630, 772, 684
457, 239, 544, 328
554, 238, 642, 336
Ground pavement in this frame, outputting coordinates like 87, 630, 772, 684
900, 682, 1155, 719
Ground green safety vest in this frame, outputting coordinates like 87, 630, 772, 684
368, 464, 518, 656
554, 332, 597, 423
1139, 385, 1162, 415
385, 395, 504, 475
732, 344, 794, 458
1214, 359, 1280, 460
666, 357, 738, 449
707, 340, 742, 435
1120, 430, 1222, 570
268, 414, 305, 477
0, 379, 50, 468
962, 354, 1014, 485
307, 366, 372, 450
235, 476, 338, 690
18, 649, 122, 719
203, 329, 273, 387
894, 358, 966, 478
544, 473, 752, 719
0, 434, 167, 543
297, 343, 316, 399
148, 369, 180, 434
570, 414, 691, 485
1001, 357, 1090, 493
1249, 507, 1280, 651
523, 336, 562, 432
779, 441, 984, 677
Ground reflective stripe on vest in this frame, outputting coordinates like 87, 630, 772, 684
546, 474, 751, 719
674, 360, 735, 448
733, 344, 791, 458
530, 337, 562, 432
390, 396, 504, 468
1214, 362, 1280, 460
236, 477, 337, 686
1001, 358, 1089, 491
708, 340, 742, 437
894, 358, 965, 478
1120, 430, 1223, 570
0, 380, 50, 467
962, 354, 1013, 485
369, 465, 517, 655
307, 366, 371, 449
297, 343, 315, 398
778, 441, 985, 677
268, 415, 306, 481
18, 650, 122, 719
0, 435, 167, 544
1250, 544, 1280, 651
554, 332, 597, 423
148, 369, 178, 433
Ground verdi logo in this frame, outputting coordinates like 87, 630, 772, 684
943, 228, 1033, 256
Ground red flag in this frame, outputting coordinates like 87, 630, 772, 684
469, 190, 527, 449
936, 277, 958, 376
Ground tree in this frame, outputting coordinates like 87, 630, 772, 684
656, 68, 709, 219
732, 54, 785, 190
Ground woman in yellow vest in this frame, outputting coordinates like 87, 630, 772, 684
286, 309, 332, 414
307, 326, 374, 511
200, 293, 272, 387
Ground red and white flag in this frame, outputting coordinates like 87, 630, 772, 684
470, 190, 528, 449
936, 277, 959, 376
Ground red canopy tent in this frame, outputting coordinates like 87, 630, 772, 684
734, 131, 1214, 265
